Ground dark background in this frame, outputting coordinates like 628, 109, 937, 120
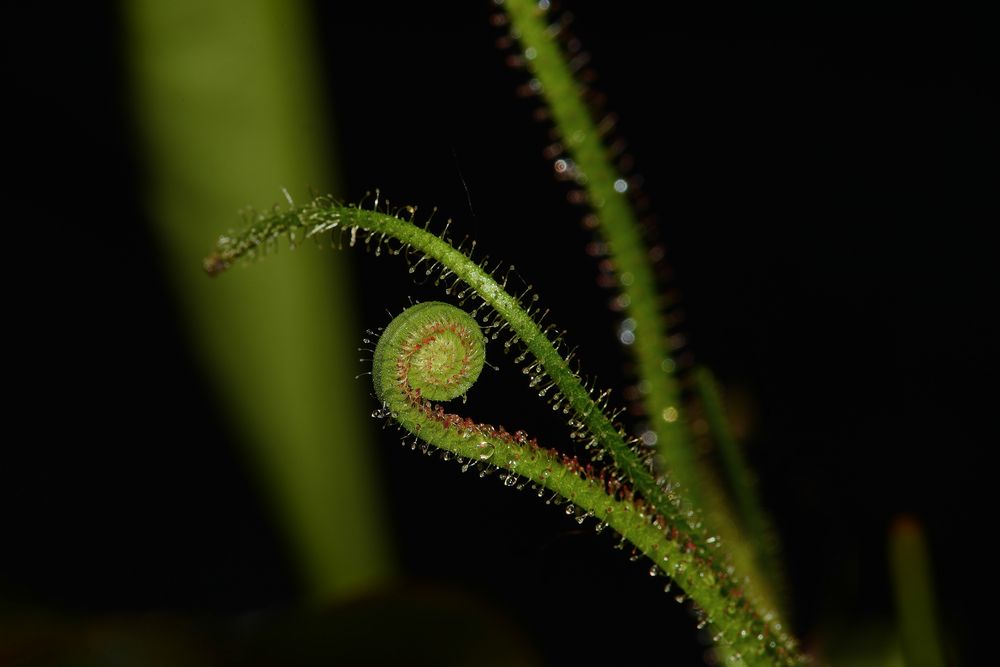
4, 2, 992, 664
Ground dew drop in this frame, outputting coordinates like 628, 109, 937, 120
648, 565, 658, 577
477, 442, 495, 460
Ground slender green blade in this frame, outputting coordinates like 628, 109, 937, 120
125, 0, 392, 600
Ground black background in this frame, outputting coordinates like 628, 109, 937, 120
4, 2, 992, 664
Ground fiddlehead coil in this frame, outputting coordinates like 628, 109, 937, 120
373, 302, 485, 404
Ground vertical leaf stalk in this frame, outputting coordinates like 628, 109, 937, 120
501, 0, 696, 493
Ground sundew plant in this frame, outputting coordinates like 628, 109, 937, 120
204, 2, 951, 666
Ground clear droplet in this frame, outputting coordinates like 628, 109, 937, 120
477, 442, 495, 460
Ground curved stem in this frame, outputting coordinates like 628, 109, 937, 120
210, 202, 681, 530
206, 201, 804, 666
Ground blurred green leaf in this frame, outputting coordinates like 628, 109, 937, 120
889, 516, 947, 667
125, 0, 392, 599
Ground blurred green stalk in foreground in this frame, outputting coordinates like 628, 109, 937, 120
125, 0, 392, 600
889, 516, 946, 667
